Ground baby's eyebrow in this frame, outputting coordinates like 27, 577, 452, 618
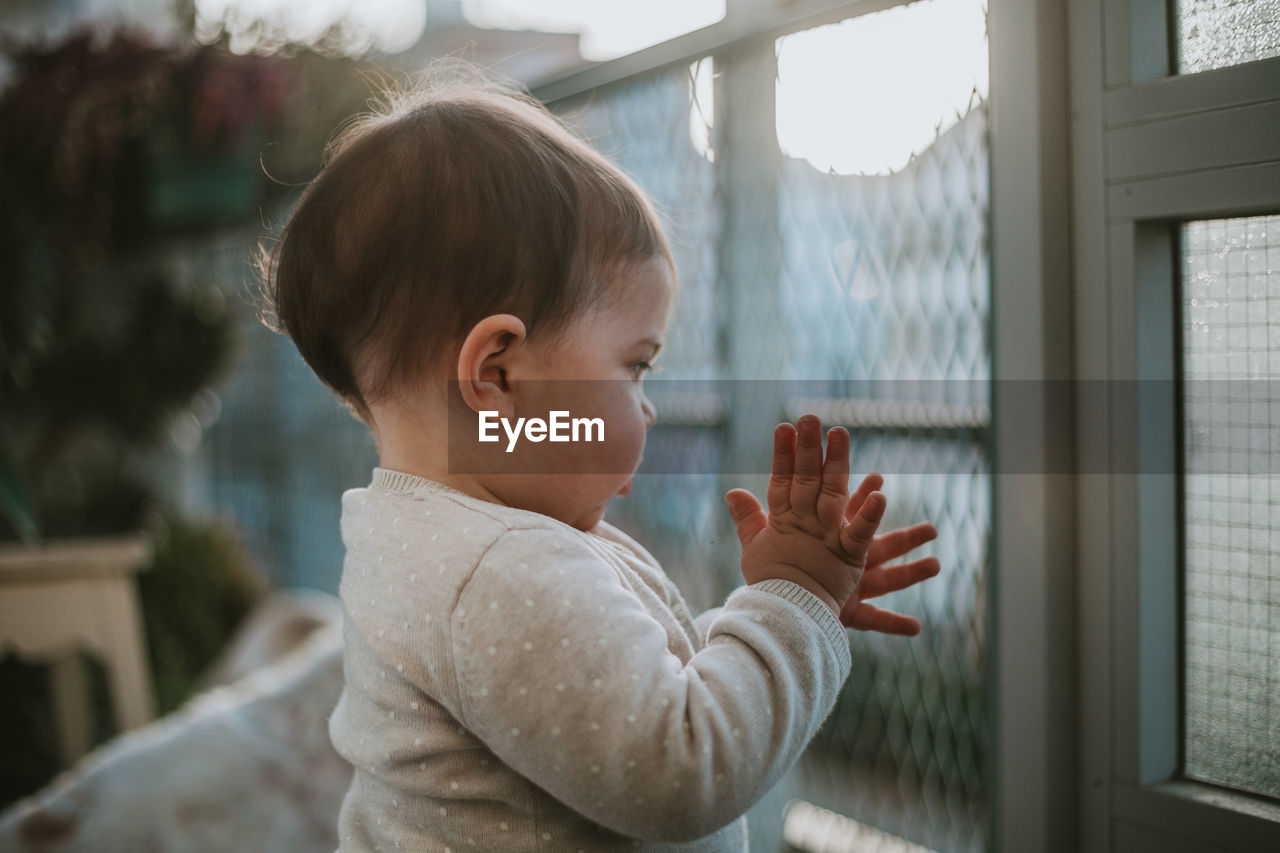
635, 338, 663, 354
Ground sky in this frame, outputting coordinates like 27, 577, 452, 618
774, 0, 988, 175
194, 0, 989, 175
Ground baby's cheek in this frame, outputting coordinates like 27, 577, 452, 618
614, 400, 650, 465
580, 420, 643, 474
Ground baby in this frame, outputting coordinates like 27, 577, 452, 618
261, 72, 940, 852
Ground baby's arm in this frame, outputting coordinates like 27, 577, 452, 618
448, 528, 852, 842
691, 606, 723, 644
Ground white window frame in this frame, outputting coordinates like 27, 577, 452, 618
1069, 0, 1280, 850
987, 0, 1077, 850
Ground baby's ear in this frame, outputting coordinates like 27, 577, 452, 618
456, 313, 526, 417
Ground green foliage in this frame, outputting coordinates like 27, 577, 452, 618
0, 30, 246, 540
0, 432, 37, 542
138, 513, 266, 714
0, 28, 372, 541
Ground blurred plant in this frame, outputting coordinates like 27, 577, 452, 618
139, 510, 267, 714
0, 27, 292, 540
0, 29, 173, 541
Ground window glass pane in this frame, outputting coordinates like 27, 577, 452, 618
1176, 0, 1280, 74
772, 4, 991, 850
1181, 214, 1280, 800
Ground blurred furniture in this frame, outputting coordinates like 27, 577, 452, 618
0, 591, 348, 853
0, 536, 154, 767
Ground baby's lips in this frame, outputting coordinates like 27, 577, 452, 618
617, 480, 633, 497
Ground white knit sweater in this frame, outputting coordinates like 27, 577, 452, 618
328, 468, 852, 852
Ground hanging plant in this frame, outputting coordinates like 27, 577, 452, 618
0, 27, 294, 540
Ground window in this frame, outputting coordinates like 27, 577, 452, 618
1181, 214, 1280, 802
1075, 0, 1280, 849
1176, 0, 1280, 74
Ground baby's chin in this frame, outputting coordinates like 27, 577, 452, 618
571, 490, 632, 532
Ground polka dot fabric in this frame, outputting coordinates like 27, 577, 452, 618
328, 469, 851, 851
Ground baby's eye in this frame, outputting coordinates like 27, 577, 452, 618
629, 360, 661, 380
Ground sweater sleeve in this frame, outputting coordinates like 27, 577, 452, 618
692, 606, 725, 645
447, 527, 851, 842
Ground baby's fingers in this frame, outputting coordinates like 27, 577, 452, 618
839, 491, 886, 559
843, 473, 884, 523
766, 423, 796, 516
724, 489, 767, 550
790, 415, 824, 515
815, 427, 850, 528
867, 521, 937, 569
841, 601, 922, 636
856, 556, 941, 600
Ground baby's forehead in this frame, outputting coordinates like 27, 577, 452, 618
593, 259, 676, 318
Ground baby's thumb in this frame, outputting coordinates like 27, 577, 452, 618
840, 490, 886, 559
724, 489, 766, 549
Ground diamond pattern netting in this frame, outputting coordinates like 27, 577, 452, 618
779, 107, 990, 389
771, 86, 990, 853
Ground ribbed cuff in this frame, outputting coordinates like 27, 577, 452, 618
370, 467, 436, 494
748, 578, 851, 670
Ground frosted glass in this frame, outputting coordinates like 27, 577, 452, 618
1181, 214, 1280, 800
1177, 0, 1280, 74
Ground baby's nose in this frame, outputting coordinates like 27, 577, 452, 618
641, 392, 657, 429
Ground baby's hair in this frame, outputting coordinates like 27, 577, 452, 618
258, 61, 674, 423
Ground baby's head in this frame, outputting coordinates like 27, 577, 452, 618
262, 69, 676, 529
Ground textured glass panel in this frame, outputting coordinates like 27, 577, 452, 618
1181, 214, 1280, 800
1177, 0, 1280, 74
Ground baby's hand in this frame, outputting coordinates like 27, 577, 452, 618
724, 415, 885, 617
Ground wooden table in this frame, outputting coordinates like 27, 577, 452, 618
0, 535, 155, 767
